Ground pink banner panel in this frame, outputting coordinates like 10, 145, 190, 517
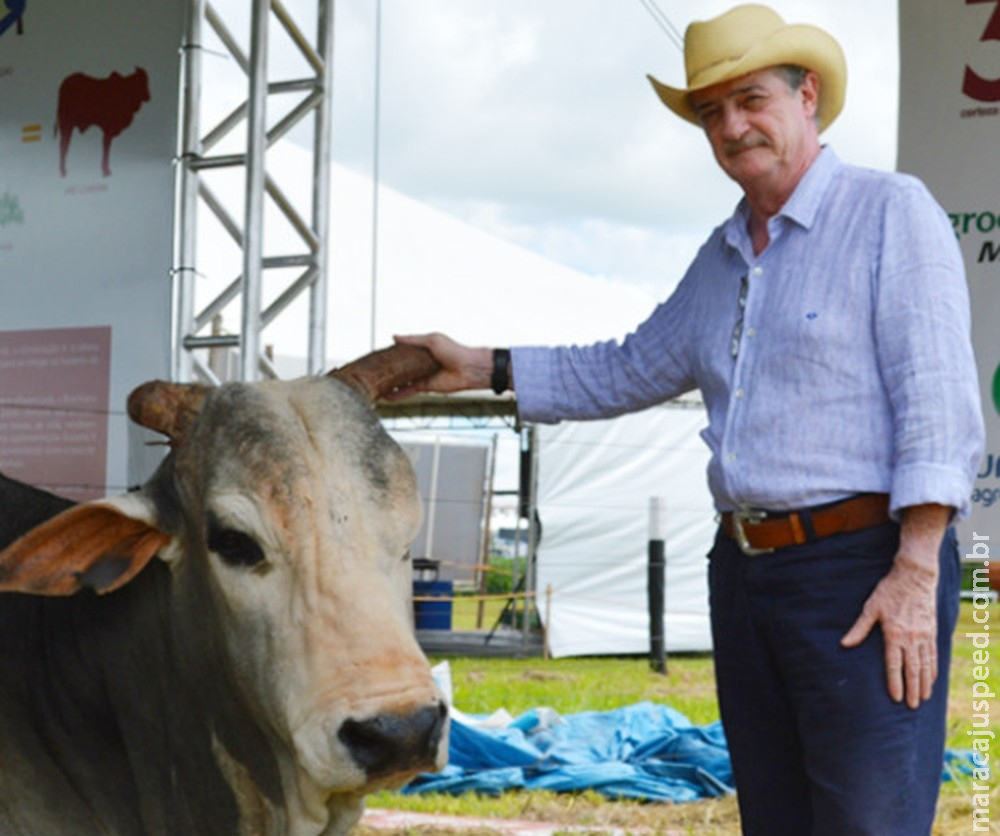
0, 326, 111, 501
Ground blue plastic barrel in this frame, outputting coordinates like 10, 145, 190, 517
413, 580, 453, 630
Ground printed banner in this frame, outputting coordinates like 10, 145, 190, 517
897, 0, 1000, 542
0, 327, 111, 501
0, 1, 183, 495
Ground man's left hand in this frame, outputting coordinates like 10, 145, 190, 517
840, 504, 950, 710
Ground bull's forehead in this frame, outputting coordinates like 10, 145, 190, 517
179, 377, 417, 514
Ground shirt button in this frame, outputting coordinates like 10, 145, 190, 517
735, 389, 745, 399
727, 452, 737, 462
746, 327, 756, 337
751, 266, 763, 277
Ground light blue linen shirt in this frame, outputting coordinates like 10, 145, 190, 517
512, 148, 984, 519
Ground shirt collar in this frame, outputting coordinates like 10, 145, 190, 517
724, 146, 842, 253
780, 145, 840, 229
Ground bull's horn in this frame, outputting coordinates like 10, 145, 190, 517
329, 344, 441, 401
128, 381, 209, 445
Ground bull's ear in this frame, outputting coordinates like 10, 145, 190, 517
0, 494, 169, 597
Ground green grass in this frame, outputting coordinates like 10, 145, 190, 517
449, 594, 507, 633
364, 652, 731, 834
442, 654, 721, 728
945, 597, 997, 751
359, 602, 999, 835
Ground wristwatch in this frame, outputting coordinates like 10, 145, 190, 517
491, 348, 511, 395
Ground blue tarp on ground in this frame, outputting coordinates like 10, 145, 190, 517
405, 701, 734, 802
406, 700, 977, 803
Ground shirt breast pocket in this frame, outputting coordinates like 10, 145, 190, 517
770, 300, 874, 388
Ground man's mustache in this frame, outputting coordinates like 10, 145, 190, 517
723, 135, 770, 156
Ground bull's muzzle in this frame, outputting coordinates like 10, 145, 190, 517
338, 702, 448, 780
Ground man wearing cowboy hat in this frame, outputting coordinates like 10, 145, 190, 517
394, 5, 983, 833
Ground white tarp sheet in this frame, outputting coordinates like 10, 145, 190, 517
535, 403, 715, 657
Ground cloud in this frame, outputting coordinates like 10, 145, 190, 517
322, 0, 897, 288
205, 0, 899, 314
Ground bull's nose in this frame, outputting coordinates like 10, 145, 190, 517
338, 702, 446, 779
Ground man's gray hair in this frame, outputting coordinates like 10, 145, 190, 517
775, 64, 819, 126
776, 64, 809, 90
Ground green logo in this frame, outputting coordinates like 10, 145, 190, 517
0, 190, 24, 228
992, 363, 1000, 415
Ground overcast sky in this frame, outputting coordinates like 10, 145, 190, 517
319, 0, 900, 298
203, 0, 899, 321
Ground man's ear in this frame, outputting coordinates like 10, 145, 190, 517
0, 493, 170, 596
801, 69, 821, 122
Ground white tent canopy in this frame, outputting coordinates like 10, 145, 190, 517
537, 405, 714, 656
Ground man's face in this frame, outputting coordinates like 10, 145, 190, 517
689, 67, 821, 196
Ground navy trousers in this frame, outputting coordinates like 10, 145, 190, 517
708, 521, 959, 836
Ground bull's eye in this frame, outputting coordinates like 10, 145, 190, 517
207, 523, 267, 570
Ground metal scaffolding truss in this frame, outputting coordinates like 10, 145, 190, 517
174, 0, 334, 383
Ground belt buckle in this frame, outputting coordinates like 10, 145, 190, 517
732, 507, 775, 556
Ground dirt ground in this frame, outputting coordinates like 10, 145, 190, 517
354, 785, 999, 835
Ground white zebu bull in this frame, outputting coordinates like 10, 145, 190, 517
0, 346, 448, 836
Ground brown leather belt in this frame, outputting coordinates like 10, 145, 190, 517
720, 493, 891, 555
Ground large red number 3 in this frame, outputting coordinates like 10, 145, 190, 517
964, 0, 1000, 102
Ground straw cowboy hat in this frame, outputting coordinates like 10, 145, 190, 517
647, 4, 847, 132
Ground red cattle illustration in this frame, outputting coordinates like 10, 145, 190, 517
55, 67, 151, 178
